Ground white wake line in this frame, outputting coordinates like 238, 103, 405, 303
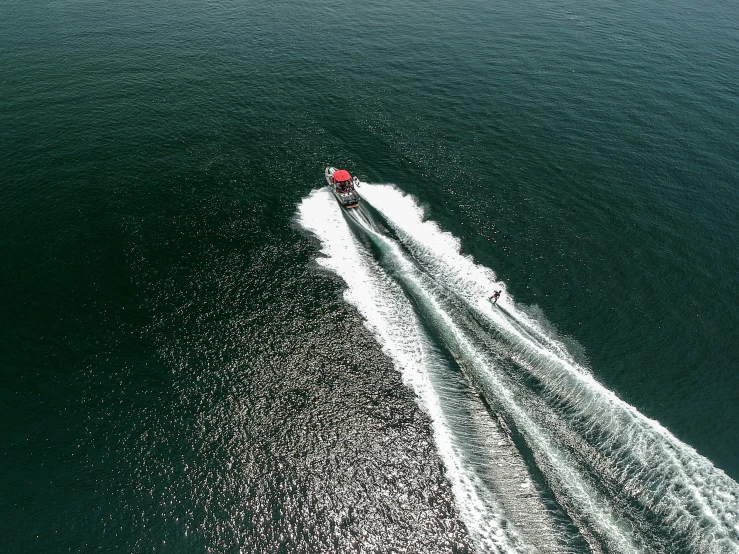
352, 208, 645, 554
358, 182, 739, 546
358, 184, 669, 427
358, 184, 587, 371
473, 298, 734, 538
358, 185, 710, 434
296, 189, 527, 554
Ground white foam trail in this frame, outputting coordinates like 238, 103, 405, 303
346, 202, 644, 553
358, 183, 584, 368
358, 183, 739, 553
297, 189, 533, 553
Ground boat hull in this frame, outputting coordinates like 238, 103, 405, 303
325, 167, 360, 209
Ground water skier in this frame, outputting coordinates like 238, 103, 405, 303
490, 290, 501, 305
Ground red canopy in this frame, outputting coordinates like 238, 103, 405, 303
332, 169, 352, 182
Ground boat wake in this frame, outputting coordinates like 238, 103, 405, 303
296, 184, 739, 554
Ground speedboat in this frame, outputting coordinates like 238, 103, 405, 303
325, 167, 360, 209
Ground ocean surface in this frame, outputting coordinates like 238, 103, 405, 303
1, 0, 738, 552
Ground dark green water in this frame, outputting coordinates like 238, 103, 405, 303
1, 0, 737, 552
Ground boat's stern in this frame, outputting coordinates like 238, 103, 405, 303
333, 189, 359, 209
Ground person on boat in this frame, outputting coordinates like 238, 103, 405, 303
490, 290, 501, 304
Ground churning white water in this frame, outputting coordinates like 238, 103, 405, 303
298, 184, 739, 554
